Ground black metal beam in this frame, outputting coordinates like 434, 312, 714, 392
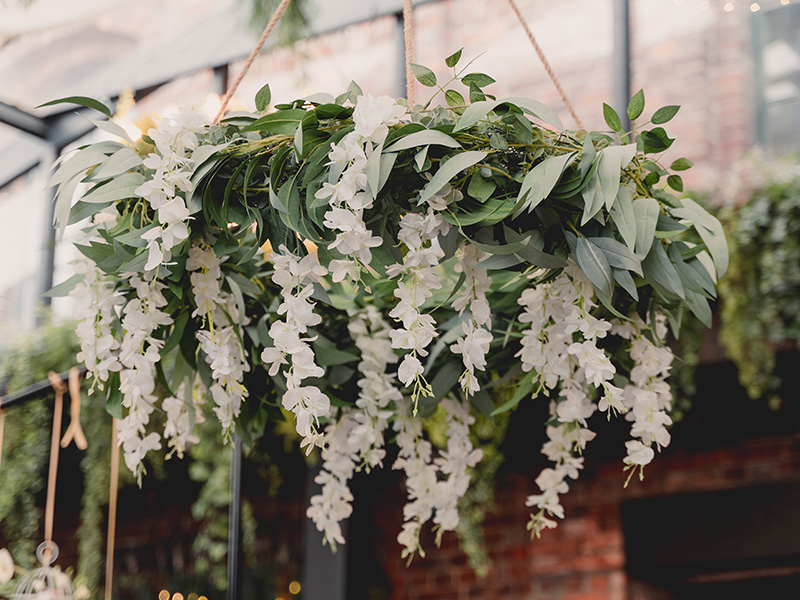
0, 101, 49, 139
0, 368, 86, 409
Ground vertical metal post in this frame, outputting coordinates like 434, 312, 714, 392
38, 144, 58, 320
613, 0, 632, 131
302, 465, 346, 600
395, 11, 409, 100
227, 433, 243, 600
214, 65, 230, 99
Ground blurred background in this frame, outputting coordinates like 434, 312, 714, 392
0, 0, 799, 599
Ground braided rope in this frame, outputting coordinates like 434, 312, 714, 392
507, 0, 584, 129
403, 0, 417, 105
213, 0, 293, 124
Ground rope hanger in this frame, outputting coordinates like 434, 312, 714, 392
212, 0, 582, 128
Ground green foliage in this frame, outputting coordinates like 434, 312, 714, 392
0, 315, 79, 570
53, 59, 726, 437
718, 157, 800, 406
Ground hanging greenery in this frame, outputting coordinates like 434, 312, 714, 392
718, 156, 800, 408
45, 51, 727, 557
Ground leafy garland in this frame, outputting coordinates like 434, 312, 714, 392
49, 51, 727, 556
718, 156, 800, 407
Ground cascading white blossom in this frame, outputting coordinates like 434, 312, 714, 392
70, 260, 124, 389
516, 265, 622, 536
612, 317, 675, 480
135, 106, 207, 271
162, 382, 204, 458
115, 273, 172, 480
449, 243, 493, 395
306, 412, 358, 549
260, 246, 330, 452
315, 95, 406, 283
186, 244, 250, 433
393, 396, 482, 559
387, 206, 450, 406
307, 307, 403, 548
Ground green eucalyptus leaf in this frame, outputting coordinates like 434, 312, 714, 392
419, 151, 487, 205
640, 127, 675, 154
243, 108, 306, 134
410, 63, 437, 87
574, 236, 614, 298
445, 48, 463, 68
667, 174, 684, 192
462, 73, 496, 88
255, 83, 272, 112
94, 146, 142, 180
671, 197, 728, 277
384, 129, 461, 152
603, 103, 622, 131
642, 240, 685, 299
633, 197, 660, 258
613, 267, 639, 301
82, 172, 145, 204
670, 157, 694, 171
43, 273, 84, 298
652, 105, 680, 125
514, 152, 576, 217
588, 236, 642, 276
609, 183, 637, 251
445, 89, 465, 108
627, 89, 645, 121
37, 95, 112, 117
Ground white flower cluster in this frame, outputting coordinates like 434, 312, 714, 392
307, 307, 402, 548
315, 95, 406, 283
393, 396, 482, 559
162, 382, 204, 458
71, 260, 123, 388
387, 207, 450, 401
516, 266, 623, 536
187, 244, 250, 433
614, 317, 674, 476
450, 243, 493, 395
135, 107, 207, 271
260, 246, 330, 452
116, 273, 172, 479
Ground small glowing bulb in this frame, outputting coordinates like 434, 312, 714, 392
198, 597, 208, 600
158, 591, 170, 600
724, 1, 735, 11
750, 2, 760, 10
289, 581, 301, 595
203, 94, 222, 119
121, 122, 142, 142
781, 0, 790, 5
699, 0, 710, 9
188, 595, 198, 600
172, 594, 184, 600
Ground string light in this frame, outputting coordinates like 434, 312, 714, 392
724, 1, 735, 11
172, 594, 184, 600
288, 581, 301, 595
750, 2, 761, 9
158, 591, 169, 600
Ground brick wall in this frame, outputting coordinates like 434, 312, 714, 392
364, 429, 800, 600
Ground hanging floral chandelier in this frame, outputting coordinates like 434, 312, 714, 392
47, 51, 727, 558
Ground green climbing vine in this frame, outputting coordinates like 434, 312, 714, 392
718, 155, 800, 407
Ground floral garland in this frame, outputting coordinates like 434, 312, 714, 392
49, 53, 727, 557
